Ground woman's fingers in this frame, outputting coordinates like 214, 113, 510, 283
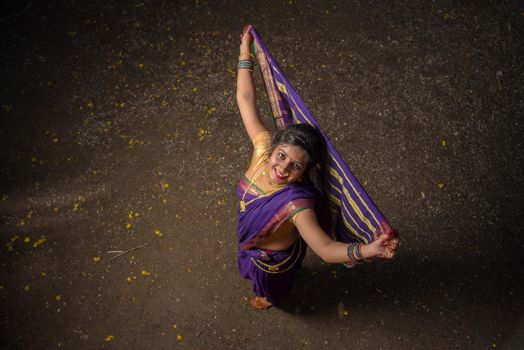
376, 238, 399, 259
372, 234, 400, 259
389, 238, 400, 250
243, 24, 252, 35
383, 247, 396, 259
376, 234, 390, 244
240, 24, 253, 42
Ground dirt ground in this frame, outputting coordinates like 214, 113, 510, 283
1, 0, 523, 349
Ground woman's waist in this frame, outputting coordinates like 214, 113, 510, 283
245, 237, 301, 262
254, 231, 298, 251
245, 238, 305, 274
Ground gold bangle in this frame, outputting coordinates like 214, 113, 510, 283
239, 52, 254, 59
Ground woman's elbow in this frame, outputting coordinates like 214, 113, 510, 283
318, 251, 337, 264
236, 91, 254, 103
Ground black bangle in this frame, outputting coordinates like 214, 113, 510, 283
347, 243, 361, 265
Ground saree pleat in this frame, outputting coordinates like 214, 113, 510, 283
249, 26, 393, 243
236, 179, 317, 304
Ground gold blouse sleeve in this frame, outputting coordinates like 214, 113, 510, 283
247, 131, 272, 173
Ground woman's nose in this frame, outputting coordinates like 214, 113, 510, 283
282, 160, 292, 172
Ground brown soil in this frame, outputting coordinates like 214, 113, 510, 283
1, 1, 523, 349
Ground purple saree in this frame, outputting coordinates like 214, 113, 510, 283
248, 26, 395, 243
236, 27, 395, 305
236, 176, 318, 305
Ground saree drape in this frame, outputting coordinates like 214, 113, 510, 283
236, 178, 318, 304
248, 26, 394, 244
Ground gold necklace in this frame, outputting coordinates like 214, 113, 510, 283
240, 166, 285, 212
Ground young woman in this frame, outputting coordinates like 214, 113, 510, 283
236, 26, 400, 309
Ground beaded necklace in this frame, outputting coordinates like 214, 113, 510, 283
240, 165, 285, 212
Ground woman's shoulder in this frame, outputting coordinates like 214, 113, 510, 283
246, 131, 272, 175
252, 130, 271, 149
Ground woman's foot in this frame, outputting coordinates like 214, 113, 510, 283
250, 296, 272, 309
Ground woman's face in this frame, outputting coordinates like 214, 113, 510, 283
268, 143, 309, 185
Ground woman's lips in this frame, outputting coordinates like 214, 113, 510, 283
274, 168, 288, 180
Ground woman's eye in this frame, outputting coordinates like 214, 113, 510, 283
293, 163, 303, 170
278, 152, 286, 160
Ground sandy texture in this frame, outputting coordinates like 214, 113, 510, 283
1, 1, 523, 349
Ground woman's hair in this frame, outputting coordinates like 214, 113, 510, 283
271, 124, 324, 167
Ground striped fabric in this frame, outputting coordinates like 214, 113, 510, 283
249, 27, 393, 244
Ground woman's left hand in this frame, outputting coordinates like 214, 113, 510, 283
367, 234, 400, 259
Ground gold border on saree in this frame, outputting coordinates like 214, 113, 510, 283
249, 239, 302, 274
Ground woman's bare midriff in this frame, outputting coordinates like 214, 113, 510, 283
254, 220, 298, 251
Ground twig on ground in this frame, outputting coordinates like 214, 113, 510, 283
107, 243, 148, 262
70, 329, 89, 340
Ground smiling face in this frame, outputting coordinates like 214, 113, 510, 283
267, 143, 309, 185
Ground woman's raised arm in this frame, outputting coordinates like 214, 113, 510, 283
236, 26, 268, 141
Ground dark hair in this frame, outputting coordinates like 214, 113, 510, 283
271, 124, 324, 167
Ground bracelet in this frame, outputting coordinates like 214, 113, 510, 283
354, 243, 363, 260
358, 243, 372, 262
353, 244, 361, 262
238, 59, 254, 66
238, 59, 255, 70
346, 243, 372, 265
238, 58, 254, 66
346, 243, 361, 265
239, 52, 254, 59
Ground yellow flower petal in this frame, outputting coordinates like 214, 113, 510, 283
105, 335, 114, 342
33, 235, 47, 248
